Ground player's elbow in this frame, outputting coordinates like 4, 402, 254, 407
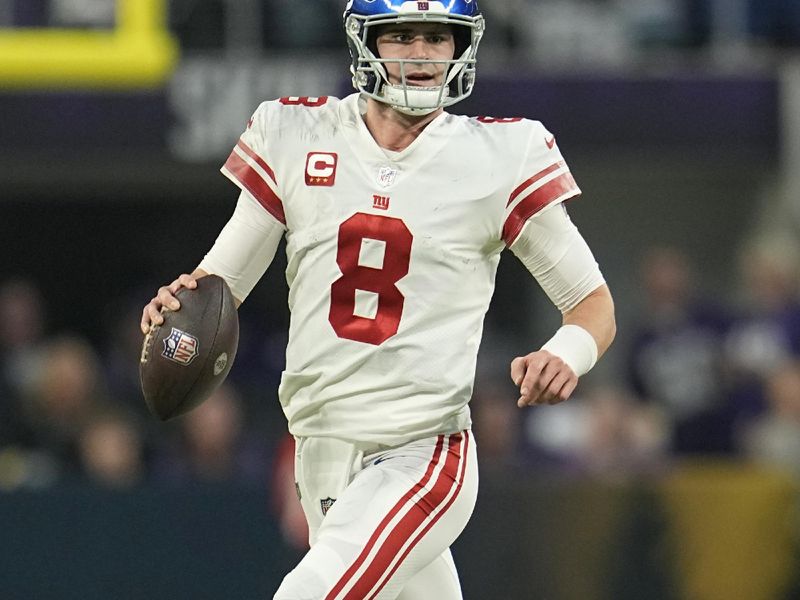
605, 308, 617, 350
595, 285, 617, 354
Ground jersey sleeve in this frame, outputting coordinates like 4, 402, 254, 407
510, 203, 606, 313
502, 122, 581, 247
197, 190, 285, 303
220, 102, 287, 229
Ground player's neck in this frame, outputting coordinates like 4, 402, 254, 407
363, 99, 443, 152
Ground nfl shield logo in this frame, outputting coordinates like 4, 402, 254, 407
320, 497, 336, 516
377, 166, 397, 188
161, 328, 199, 365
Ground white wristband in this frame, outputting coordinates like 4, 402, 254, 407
541, 324, 598, 377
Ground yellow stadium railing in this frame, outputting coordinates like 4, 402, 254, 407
0, 0, 178, 88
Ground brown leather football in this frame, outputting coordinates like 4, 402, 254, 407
139, 274, 239, 421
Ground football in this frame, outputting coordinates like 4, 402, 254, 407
139, 274, 239, 421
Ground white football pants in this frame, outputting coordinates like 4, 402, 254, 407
274, 431, 478, 600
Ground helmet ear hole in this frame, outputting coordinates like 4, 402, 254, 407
365, 27, 379, 57
453, 27, 471, 59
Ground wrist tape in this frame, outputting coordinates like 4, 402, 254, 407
541, 324, 598, 377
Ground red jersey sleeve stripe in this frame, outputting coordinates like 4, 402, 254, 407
324, 435, 448, 600
365, 432, 470, 600
508, 161, 565, 207
236, 139, 277, 185
339, 434, 465, 600
502, 171, 579, 246
223, 151, 286, 225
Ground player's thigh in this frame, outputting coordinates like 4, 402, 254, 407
275, 431, 478, 600
396, 549, 462, 600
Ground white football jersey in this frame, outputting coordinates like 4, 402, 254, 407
220, 93, 581, 445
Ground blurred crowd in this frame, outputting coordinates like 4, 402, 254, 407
4, 0, 800, 56
472, 234, 800, 480
0, 277, 284, 490
2, 233, 799, 497
174, 0, 800, 62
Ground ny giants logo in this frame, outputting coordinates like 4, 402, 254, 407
373, 195, 390, 210
305, 152, 338, 186
162, 328, 199, 365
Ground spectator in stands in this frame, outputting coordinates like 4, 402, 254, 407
77, 409, 146, 488
737, 360, 800, 477
723, 235, 800, 421
625, 245, 731, 454
524, 384, 668, 476
0, 278, 47, 447
579, 385, 669, 476
20, 335, 111, 474
152, 382, 269, 486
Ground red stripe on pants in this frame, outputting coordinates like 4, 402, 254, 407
337, 434, 464, 599
325, 435, 450, 599
366, 432, 470, 599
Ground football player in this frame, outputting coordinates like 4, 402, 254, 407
141, 0, 616, 597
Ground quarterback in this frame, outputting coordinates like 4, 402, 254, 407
141, 0, 616, 598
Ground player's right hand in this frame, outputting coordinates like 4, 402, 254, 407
140, 273, 199, 334
510, 349, 579, 407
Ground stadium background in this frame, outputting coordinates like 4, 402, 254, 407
1, 0, 800, 598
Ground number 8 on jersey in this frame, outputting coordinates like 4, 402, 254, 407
328, 212, 413, 345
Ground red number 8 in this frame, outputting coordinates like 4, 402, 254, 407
329, 213, 413, 345
279, 96, 329, 107
476, 116, 522, 123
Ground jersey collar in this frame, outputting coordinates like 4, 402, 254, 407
338, 93, 453, 164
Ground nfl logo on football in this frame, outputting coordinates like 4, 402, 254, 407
162, 327, 199, 365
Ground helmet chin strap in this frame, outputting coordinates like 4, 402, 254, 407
380, 84, 449, 116
377, 59, 466, 116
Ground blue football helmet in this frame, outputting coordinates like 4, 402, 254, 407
343, 0, 484, 115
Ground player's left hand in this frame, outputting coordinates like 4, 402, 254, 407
510, 350, 579, 407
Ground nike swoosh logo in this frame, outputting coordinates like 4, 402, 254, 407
545, 135, 556, 149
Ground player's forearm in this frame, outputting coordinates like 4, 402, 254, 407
191, 267, 243, 308
562, 283, 616, 358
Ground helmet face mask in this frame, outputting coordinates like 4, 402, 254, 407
344, 1, 484, 116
